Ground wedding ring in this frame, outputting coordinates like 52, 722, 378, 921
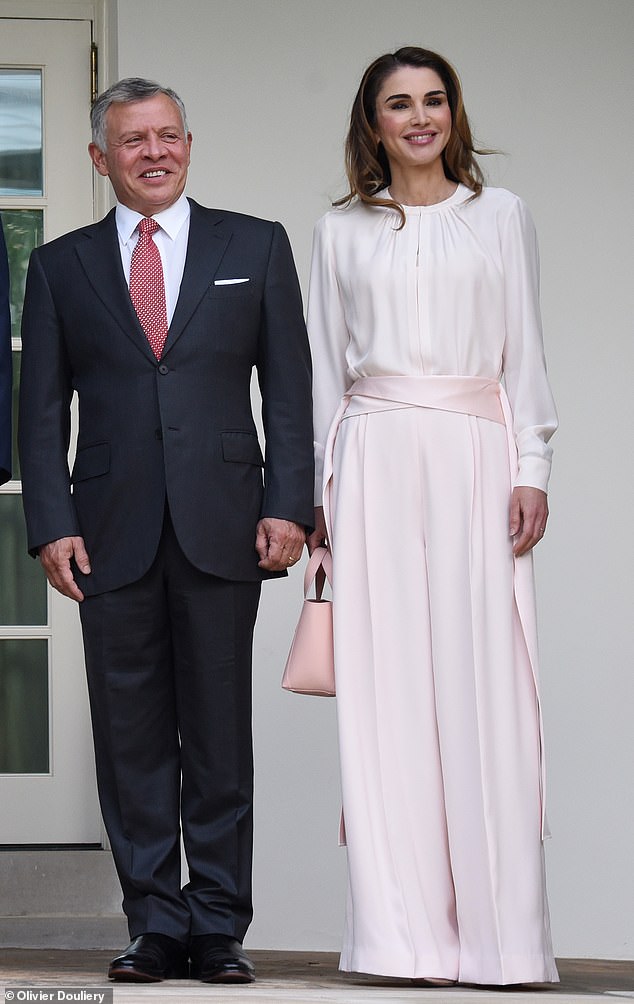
287, 556, 296, 564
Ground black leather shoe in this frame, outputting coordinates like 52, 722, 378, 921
189, 933, 255, 983
108, 933, 189, 982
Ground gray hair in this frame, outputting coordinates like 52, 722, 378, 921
90, 77, 189, 150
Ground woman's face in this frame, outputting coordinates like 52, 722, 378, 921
373, 65, 452, 174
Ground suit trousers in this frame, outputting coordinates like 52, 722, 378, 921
79, 507, 261, 944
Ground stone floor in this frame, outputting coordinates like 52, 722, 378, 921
0, 951, 633, 1004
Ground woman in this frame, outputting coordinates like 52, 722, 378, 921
306, 47, 559, 986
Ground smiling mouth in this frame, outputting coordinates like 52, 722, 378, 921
141, 169, 169, 178
405, 132, 436, 144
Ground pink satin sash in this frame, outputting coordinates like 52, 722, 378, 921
340, 374, 506, 424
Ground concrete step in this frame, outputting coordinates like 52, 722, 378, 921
0, 849, 127, 948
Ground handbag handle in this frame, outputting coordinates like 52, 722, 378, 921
304, 546, 333, 600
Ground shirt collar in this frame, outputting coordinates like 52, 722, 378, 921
116, 194, 191, 246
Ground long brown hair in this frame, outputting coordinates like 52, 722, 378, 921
336, 47, 487, 227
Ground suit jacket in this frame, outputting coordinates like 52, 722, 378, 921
18, 199, 314, 595
0, 217, 11, 485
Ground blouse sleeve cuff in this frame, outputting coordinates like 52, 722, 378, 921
513, 455, 552, 494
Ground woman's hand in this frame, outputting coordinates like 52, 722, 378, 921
306, 506, 328, 554
510, 486, 549, 557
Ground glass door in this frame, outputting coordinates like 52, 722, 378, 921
0, 18, 101, 842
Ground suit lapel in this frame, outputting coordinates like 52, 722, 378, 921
75, 201, 232, 361
74, 210, 156, 362
163, 199, 231, 354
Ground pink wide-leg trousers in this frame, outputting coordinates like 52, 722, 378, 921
325, 377, 558, 985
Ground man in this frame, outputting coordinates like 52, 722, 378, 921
18, 79, 313, 985
0, 217, 11, 485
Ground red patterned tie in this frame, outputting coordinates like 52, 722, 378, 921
129, 217, 168, 359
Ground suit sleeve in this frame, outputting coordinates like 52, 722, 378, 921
256, 221, 314, 530
18, 247, 81, 553
0, 217, 12, 485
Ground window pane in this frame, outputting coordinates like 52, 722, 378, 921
0, 638, 49, 773
1, 208, 44, 339
0, 70, 43, 196
0, 494, 47, 625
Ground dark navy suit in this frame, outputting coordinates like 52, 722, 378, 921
18, 199, 313, 941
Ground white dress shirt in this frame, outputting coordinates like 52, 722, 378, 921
115, 194, 191, 325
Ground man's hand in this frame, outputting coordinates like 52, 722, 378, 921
255, 518, 306, 572
510, 487, 549, 557
39, 536, 91, 602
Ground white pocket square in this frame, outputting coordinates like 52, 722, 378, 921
214, 277, 250, 285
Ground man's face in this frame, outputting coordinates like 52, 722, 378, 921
89, 94, 192, 216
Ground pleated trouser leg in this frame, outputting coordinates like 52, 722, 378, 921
331, 406, 557, 984
80, 509, 261, 943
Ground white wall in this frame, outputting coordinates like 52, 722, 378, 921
116, 0, 634, 958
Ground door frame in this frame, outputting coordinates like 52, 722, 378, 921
0, 0, 116, 219
0, 0, 115, 847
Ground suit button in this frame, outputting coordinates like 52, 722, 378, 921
155, 428, 163, 440
158, 363, 169, 375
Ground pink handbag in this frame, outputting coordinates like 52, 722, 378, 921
281, 546, 335, 696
